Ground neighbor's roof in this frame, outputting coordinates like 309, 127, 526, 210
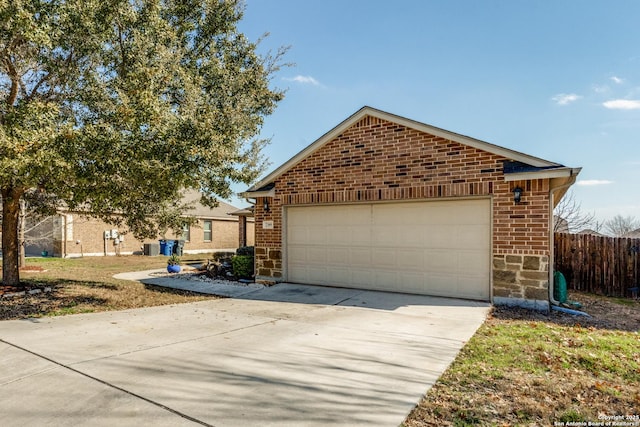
241, 106, 580, 197
621, 228, 640, 238
181, 189, 242, 220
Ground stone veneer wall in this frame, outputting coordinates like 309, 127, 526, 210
255, 247, 282, 283
493, 254, 549, 310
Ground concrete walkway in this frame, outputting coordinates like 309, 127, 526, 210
0, 272, 490, 427
114, 268, 266, 298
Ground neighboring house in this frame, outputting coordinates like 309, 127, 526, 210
241, 106, 581, 310
575, 229, 605, 236
622, 228, 640, 238
553, 215, 570, 233
24, 191, 254, 257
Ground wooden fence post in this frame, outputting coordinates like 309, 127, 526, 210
554, 232, 640, 297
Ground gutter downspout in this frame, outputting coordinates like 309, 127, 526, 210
548, 171, 578, 307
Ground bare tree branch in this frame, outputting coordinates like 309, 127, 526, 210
553, 191, 602, 233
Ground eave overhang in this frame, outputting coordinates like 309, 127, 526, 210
504, 167, 582, 182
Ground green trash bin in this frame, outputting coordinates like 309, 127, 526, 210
554, 271, 568, 304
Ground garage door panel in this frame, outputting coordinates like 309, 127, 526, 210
373, 205, 397, 225
459, 250, 488, 272
425, 226, 455, 248
286, 200, 490, 300
350, 269, 373, 286
350, 225, 373, 245
397, 226, 424, 246
399, 272, 428, 293
372, 248, 396, 267
373, 270, 397, 288
457, 277, 488, 299
287, 226, 308, 245
327, 226, 352, 244
457, 225, 490, 248
305, 247, 327, 263
307, 227, 328, 244
350, 247, 372, 266
305, 266, 328, 284
327, 247, 350, 264
396, 249, 425, 270
425, 274, 453, 294
372, 226, 399, 246
424, 250, 458, 272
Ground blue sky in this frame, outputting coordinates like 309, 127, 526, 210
232, 0, 640, 224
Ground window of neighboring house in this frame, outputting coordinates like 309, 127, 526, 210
181, 223, 191, 242
203, 220, 212, 242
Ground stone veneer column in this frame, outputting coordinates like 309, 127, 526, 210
255, 247, 282, 284
493, 254, 549, 311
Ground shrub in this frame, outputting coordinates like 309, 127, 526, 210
236, 246, 254, 256
212, 251, 234, 262
167, 254, 181, 265
232, 255, 254, 279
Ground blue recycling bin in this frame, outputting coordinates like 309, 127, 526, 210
159, 240, 174, 256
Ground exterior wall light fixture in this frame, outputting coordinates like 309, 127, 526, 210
512, 187, 523, 204
263, 199, 270, 212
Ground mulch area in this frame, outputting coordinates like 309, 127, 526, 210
0, 266, 51, 299
492, 290, 640, 332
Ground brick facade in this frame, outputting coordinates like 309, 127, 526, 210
247, 108, 577, 307
28, 215, 248, 257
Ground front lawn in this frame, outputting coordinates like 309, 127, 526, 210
0, 255, 216, 320
404, 293, 640, 426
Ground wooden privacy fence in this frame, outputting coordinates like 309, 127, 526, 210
554, 232, 640, 297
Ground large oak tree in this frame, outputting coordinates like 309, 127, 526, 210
1, 0, 285, 286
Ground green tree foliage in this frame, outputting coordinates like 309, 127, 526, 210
0, 0, 286, 286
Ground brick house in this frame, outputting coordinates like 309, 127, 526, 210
241, 106, 581, 309
24, 191, 254, 257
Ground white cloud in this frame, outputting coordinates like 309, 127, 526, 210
552, 93, 581, 105
576, 180, 614, 186
602, 99, 640, 110
611, 76, 624, 84
592, 84, 609, 93
285, 75, 320, 86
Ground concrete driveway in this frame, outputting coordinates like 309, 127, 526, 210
0, 283, 490, 426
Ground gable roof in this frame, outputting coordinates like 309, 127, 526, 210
621, 228, 640, 238
242, 106, 580, 196
181, 189, 243, 219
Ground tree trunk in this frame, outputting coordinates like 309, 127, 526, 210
18, 199, 26, 268
2, 188, 23, 287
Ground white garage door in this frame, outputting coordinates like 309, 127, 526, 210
286, 199, 491, 300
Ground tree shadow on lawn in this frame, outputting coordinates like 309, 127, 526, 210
15, 278, 119, 291
0, 283, 110, 320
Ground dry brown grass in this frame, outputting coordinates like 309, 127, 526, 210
403, 292, 640, 426
0, 255, 216, 320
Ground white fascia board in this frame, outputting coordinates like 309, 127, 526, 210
238, 188, 276, 199
504, 167, 582, 182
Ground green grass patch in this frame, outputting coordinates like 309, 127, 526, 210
404, 302, 640, 426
